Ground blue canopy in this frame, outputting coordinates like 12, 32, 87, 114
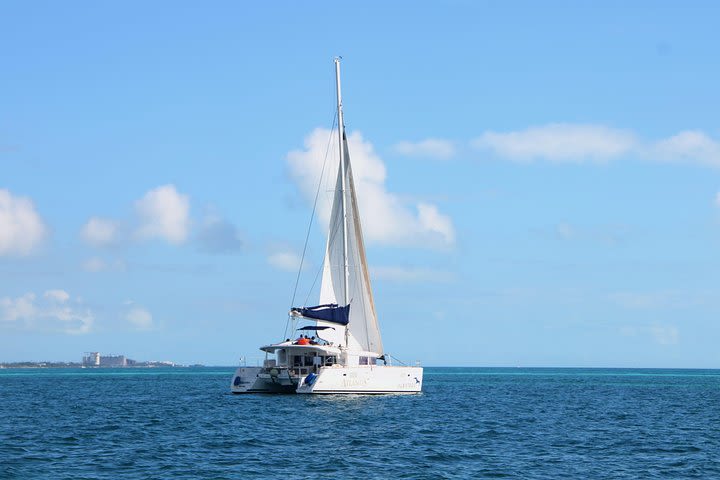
291, 304, 350, 325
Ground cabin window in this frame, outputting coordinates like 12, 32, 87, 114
359, 356, 368, 365
293, 356, 302, 367
324, 356, 336, 366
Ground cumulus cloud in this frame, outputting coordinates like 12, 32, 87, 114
134, 185, 190, 244
472, 124, 638, 162
287, 128, 455, 247
81, 217, 120, 247
196, 215, 243, 254
0, 290, 93, 334
0, 293, 36, 322
0, 189, 47, 256
394, 138, 456, 160
126, 306, 153, 331
471, 123, 720, 167
652, 131, 720, 167
417, 203, 455, 244
268, 251, 302, 272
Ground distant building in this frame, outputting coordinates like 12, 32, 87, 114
99, 355, 127, 367
82, 352, 128, 367
82, 352, 100, 366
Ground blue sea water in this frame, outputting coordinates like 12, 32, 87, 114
1, 367, 719, 479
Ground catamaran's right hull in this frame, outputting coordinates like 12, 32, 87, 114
296, 365, 423, 394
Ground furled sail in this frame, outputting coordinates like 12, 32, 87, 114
290, 304, 349, 325
315, 133, 384, 354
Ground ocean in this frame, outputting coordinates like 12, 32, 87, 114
1, 367, 718, 479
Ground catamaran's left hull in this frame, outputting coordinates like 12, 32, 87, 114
230, 367, 295, 394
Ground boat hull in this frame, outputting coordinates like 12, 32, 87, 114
297, 365, 423, 394
230, 367, 295, 394
231, 365, 423, 394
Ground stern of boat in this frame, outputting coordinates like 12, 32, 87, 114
230, 366, 263, 393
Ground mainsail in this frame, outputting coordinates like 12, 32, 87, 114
314, 133, 384, 354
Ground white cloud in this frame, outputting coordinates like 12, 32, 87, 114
287, 128, 455, 247
417, 203, 455, 245
471, 123, 720, 167
126, 306, 153, 330
472, 124, 638, 162
0, 189, 47, 256
80, 217, 119, 247
134, 185, 190, 244
371, 266, 454, 283
652, 130, 720, 167
268, 251, 302, 272
44, 289, 70, 303
0, 290, 93, 334
0, 293, 37, 322
394, 138, 456, 160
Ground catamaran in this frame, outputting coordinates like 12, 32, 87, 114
230, 59, 423, 394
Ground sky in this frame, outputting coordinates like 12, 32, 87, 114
1, 1, 719, 367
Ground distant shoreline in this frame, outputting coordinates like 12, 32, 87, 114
0, 362, 205, 369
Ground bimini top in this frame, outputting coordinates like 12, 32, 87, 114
260, 341, 341, 355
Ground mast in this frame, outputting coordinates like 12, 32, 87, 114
334, 57, 350, 348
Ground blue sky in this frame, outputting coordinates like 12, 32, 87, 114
2, 1, 719, 367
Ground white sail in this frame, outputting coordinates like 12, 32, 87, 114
317, 134, 383, 354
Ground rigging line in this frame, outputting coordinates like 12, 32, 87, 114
303, 256, 324, 308
387, 354, 408, 367
284, 113, 337, 341
290, 113, 337, 309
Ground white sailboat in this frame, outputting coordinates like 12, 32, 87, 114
231, 58, 423, 394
